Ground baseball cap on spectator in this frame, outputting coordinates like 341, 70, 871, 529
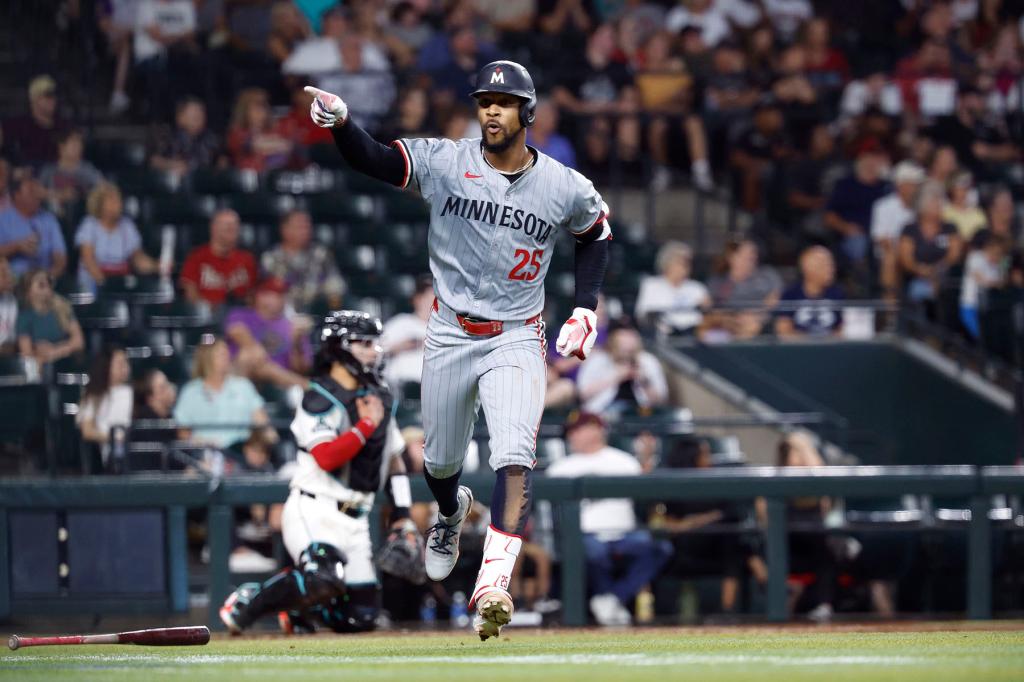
950, 170, 974, 189
854, 137, 887, 157
256, 276, 289, 295
957, 85, 982, 99
752, 95, 780, 113
564, 410, 606, 436
29, 75, 56, 99
606, 315, 639, 334
414, 273, 433, 295
892, 160, 925, 184
8, 166, 37, 194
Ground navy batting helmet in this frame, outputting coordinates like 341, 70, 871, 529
471, 60, 537, 128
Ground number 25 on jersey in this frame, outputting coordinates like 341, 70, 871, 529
508, 249, 544, 282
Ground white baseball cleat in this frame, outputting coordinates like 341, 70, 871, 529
424, 485, 474, 581
589, 593, 631, 626
472, 588, 514, 641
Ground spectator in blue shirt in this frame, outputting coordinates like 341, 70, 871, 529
173, 337, 269, 449
0, 168, 67, 279
823, 141, 890, 267
528, 99, 576, 169
75, 182, 161, 293
775, 246, 845, 338
15, 268, 84, 366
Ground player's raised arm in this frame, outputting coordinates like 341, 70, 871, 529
304, 85, 407, 187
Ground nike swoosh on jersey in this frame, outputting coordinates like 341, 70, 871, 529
464, 171, 483, 179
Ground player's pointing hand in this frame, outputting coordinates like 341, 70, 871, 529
304, 86, 348, 128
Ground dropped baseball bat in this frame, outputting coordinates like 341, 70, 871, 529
8, 626, 210, 650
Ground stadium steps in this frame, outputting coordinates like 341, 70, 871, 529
612, 184, 750, 276
652, 337, 855, 468
658, 337, 1016, 467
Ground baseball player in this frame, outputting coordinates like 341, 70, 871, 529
305, 59, 610, 640
219, 310, 416, 634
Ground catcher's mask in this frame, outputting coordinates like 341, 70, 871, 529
316, 310, 385, 386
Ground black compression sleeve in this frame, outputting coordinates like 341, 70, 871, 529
330, 121, 407, 187
574, 237, 609, 311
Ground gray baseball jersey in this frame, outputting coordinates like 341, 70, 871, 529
389, 136, 610, 479
393, 137, 609, 320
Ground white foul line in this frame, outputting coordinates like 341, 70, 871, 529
0, 652, 940, 667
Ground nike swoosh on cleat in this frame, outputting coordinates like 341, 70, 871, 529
464, 171, 483, 179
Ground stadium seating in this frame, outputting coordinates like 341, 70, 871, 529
381, 190, 431, 223
144, 194, 216, 226
306, 192, 375, 225
113, 168, 179, 196
308, 143, 347, 170
100, 275, 175, 305
227, 192, 295, 225
190, 168, 259, 195
72, 299, 130, 351
85, 139, 146, 172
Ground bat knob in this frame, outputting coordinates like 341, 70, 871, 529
8, 635, 20, 651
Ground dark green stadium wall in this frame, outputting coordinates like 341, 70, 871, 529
679, 343, 1017, 466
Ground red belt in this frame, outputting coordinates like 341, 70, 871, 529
433, 299, 541, 337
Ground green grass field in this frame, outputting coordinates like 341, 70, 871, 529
2, 626, 1022, 681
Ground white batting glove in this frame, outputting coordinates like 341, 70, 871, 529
556, 307, 598, 361
303, 85, 348, 128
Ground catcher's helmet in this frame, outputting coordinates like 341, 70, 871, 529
471, 60, 537, 128
317, 310, 384, 385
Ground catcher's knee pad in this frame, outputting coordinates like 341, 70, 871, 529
320, 586, 379, 633
297, 542, 348, 605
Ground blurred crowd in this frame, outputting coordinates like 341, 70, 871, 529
0, 0, 1022, 622
1, 0, 1020, 334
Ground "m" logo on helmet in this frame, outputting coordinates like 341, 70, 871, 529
490, 69, 504, 84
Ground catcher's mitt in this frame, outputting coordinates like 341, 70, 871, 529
376, 519, 427, 585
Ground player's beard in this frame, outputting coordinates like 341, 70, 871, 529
482, 122, 524, 154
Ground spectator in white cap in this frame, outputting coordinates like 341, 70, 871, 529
871, 160, 924, 295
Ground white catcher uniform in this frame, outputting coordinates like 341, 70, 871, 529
391, 137, 611, 477
283, 379, 405, 586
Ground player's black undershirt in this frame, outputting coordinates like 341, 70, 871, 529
481, 145, 538, 184
574, 238, 608, 311
330, 120, 407, 186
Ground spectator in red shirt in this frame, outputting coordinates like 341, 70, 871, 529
179, 209, 257, 307
800, 17, 849, 103
276, 85, 333, 148
894, 40, 956, 119
226, 88, 300, 172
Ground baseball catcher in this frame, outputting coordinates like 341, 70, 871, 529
220, 310, 416, 634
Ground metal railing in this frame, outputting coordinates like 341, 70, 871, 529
1, 465, 1020, 626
